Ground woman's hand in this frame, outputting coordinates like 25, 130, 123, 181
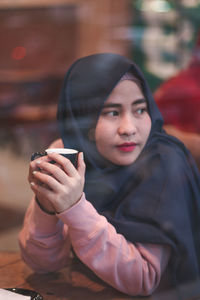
28, 155, 56, 213
28, 152, 85, 213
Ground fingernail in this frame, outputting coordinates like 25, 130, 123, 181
36, 160, 41, 164
48, 152, 55, 157
33, 171, 37, 175
30, 182, 35, 186
80, 152, 84, 160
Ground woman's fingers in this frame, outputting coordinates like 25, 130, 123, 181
31, 154, 77, 188
77, 152, 86, 179
28, 156, 51, 181
30, 152, 86, 213
47, 153, 78, 177
32, 167, 63, 191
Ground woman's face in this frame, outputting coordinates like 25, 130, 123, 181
95, 80, 152, 166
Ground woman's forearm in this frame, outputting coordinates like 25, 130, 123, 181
18, 198, 71, 273
58, 194, 171, 296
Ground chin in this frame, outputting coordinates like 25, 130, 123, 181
113, 158, 137, 166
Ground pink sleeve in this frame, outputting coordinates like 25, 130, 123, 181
19, 194, 170, 296
18, 138, 66, 272
18, 198, 71, 273
58, 194, 171, 296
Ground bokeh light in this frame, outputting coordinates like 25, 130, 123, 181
11, 46, 26, 60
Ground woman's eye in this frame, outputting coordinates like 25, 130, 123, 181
136, 108, 146, 115
102, 110, 119, 117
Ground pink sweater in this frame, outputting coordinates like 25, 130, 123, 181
19, 194, 170, 296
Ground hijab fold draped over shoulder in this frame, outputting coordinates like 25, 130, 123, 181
57, 53, 200, 289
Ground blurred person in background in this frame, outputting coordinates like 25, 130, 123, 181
154, 32, 200, 168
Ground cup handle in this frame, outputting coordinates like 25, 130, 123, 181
31, 151, 47, 161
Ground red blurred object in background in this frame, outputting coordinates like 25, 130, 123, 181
154, 33, 200, 134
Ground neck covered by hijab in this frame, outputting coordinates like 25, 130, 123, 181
57, 53, 200, 291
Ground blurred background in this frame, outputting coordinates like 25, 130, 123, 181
0, 0, 200, 251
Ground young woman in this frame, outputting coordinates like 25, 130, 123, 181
19, 53, 200, 297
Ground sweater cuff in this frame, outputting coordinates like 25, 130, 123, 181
31, 198, 62, 235
57, 193, 106, 233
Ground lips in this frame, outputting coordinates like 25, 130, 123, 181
117, 142, 137, 152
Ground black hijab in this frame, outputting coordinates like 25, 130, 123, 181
57, 53, 200, 293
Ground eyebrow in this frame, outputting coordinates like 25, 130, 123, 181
103, 98, 146, 108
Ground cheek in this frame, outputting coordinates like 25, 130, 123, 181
95, 122, 105, 149
95, 118, 109, 140
95, 122, 101, 142
142, 115, 152, 141
95, 120, 113, 153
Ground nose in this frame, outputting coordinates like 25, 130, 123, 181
118, 114, 137, 136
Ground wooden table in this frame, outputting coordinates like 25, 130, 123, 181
2, 252, 199, 300
0, 251, 150, 300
